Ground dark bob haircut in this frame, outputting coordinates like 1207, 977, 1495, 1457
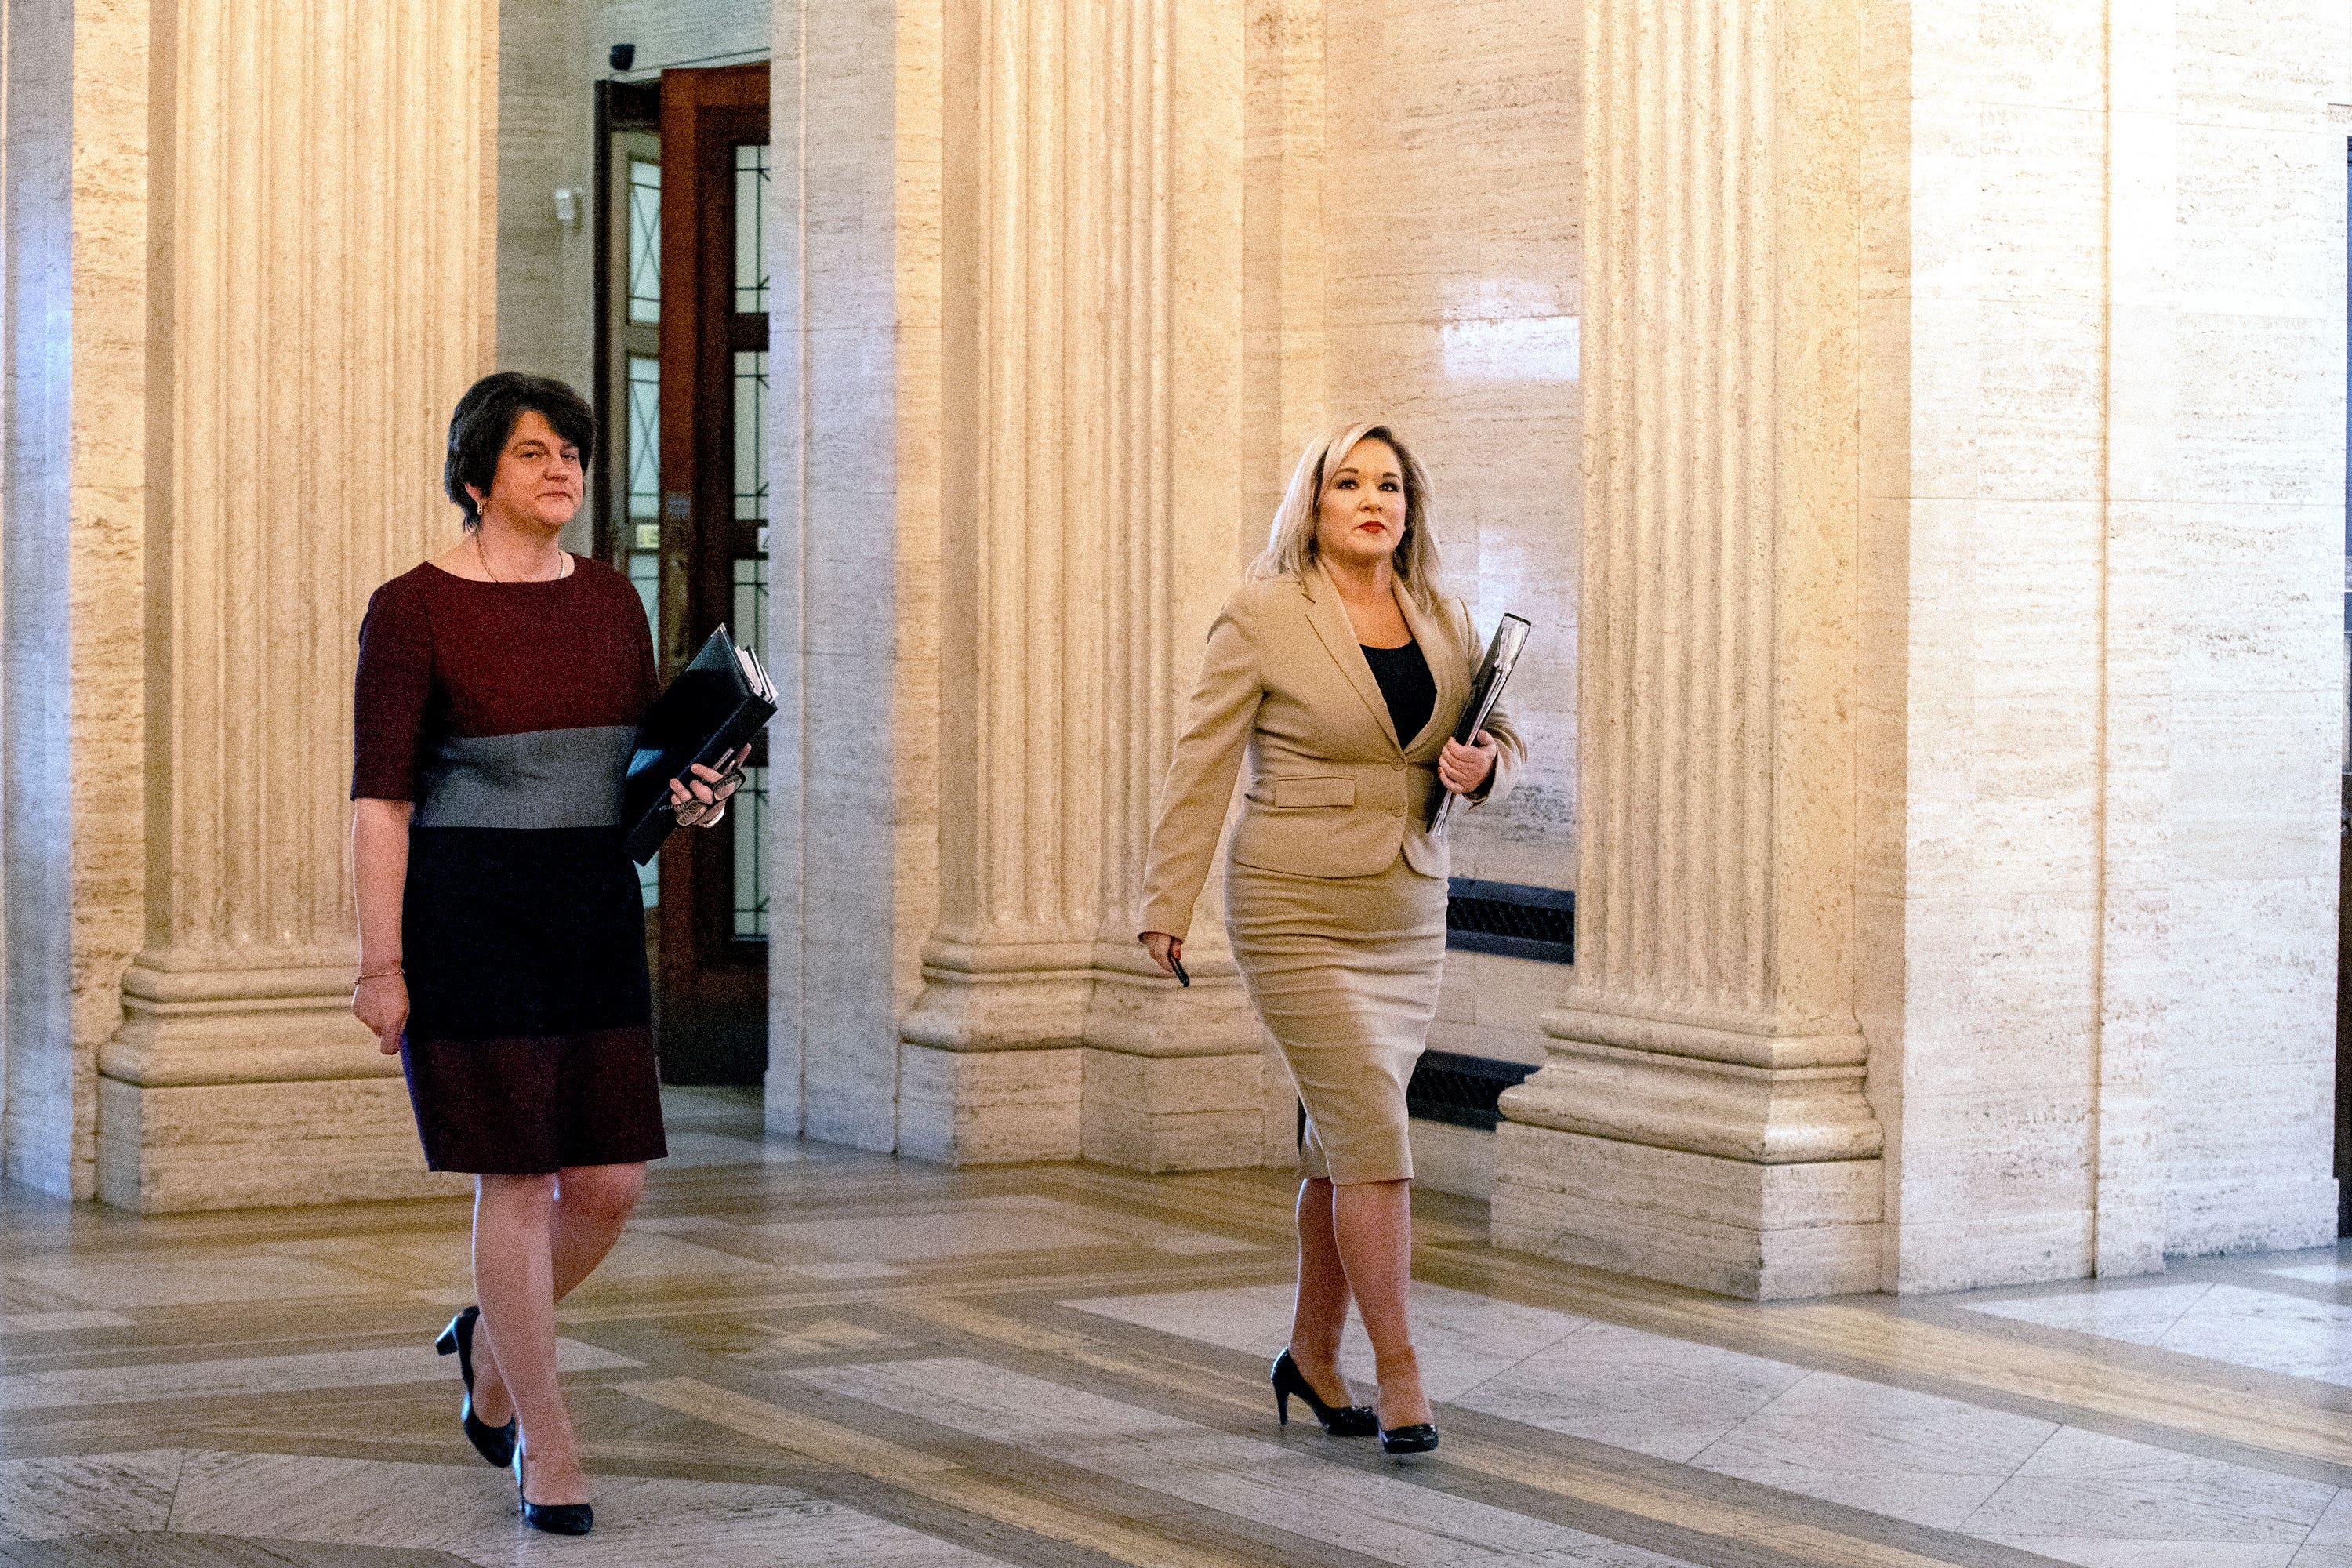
444, 372, 597, 527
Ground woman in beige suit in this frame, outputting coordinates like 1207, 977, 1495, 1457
1138, 420, 1520, 1456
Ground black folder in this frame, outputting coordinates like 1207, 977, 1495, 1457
622, 625, 778, 864
1428, 613, 1530, 829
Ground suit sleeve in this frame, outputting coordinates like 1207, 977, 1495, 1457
1135, 603, 1265, 942
1457, 598, 1524, 811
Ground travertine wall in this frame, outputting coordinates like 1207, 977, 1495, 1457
1317, 0, 1581, 1074
495, 0, 594, 401
1, 0, 147, 1198
1860, 0, 2348, 1290
766, 0, 942, 1151
1491, 0, 2347, 1298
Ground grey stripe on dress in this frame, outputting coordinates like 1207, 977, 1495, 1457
413, 725, 635, 829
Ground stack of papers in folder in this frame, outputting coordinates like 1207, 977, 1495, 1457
622, 625, 778, 863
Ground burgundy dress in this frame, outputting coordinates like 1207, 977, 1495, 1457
351, 558, 668, 1174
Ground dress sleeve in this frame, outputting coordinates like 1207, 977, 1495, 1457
351, 577, 432, 801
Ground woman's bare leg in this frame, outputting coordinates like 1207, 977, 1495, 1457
1330, 1178, 1429, 1428
470, 1174, 583, 1503
1286, 1177, 1357, 1404
468, 1163, 645, 1436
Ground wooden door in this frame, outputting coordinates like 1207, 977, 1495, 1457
652, 62, 771, 1085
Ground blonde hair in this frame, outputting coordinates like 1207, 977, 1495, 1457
1250, 420, 1445, 615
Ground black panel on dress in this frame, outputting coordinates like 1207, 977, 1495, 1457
401, 825, 652, 1042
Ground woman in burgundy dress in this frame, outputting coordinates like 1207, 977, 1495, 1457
349, 373, 743, 1535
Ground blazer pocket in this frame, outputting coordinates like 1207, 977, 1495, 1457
1271, 775, 1356, 809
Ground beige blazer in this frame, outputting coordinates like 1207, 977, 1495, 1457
1136, 566, 1523, 941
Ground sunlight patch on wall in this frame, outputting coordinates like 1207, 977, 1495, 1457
1440, 281, 1579, 383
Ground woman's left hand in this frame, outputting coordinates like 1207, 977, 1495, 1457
1438, 729, 1497, 797
670, 745, 753, 828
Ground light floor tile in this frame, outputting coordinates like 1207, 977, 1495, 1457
1076, 1278, 2344, 1559
2303, 1486, 2352, 1548
0, 1339, 633, 1413
1969, 1281, 2352, 1387
0, 1450, 184, 1541
2155, 1287, 2352, 1385
731, 1196, 1255, 1269
658, 1131, 814, 1169
797, 1357, 1195, 1453
1962, 1282, 2216, 1345
800, 1356, 1698, 1566
1450, 1321, 1808, 1462
2267, 1260, 2352, 1285
561, 1232, 808, 1298
0, 1312, 132, 1334
1962, 1426, 2336, 1552
263, 1235, 472, 1293
1067, 1280, 1591, 1400
1687, 1371, 2056, 1530
0, 1253, 397, 1313
170, 1450, 1007, 1568
1993, 1541, 2299, 1568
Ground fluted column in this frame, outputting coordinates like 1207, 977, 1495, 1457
1073, 0, 1265, 1173
94, 0, 494, 1210
1490, 0, 1884, 1298
901, 0, 1250, 1164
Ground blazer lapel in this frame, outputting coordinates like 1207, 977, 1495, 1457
1393, 585, 1466, 759
1299, 567, 1402, 753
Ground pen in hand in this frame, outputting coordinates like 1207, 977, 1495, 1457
1142, 931, 1188, 987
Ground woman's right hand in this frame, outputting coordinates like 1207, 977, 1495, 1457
1142, 931, 1183, 978
353, 975, 408, 1055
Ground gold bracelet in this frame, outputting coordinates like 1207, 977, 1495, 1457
356, 967, 402, 982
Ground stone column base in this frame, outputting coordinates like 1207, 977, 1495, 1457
895, 1043, 1083, 1163
1080, 1048, 1263, 1171
1490, 1123, 1882, 1300
96, 961, 470, 1212
96, 1077, 466, 1212
1079, 947, 1271, 1172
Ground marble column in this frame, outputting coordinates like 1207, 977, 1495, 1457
93, 0, 494, 1210
1490, 0, 1885, 1298
1076, 0, 1265, 1174
901, 0, 1255, 1165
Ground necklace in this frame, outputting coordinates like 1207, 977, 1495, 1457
474, 531, 571, 583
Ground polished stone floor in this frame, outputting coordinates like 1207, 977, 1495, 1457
5, 1091, 2352, 1566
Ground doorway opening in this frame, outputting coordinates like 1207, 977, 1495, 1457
588, 63, 772, 1087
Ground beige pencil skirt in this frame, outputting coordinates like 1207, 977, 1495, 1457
1224, 850, 1448, 1185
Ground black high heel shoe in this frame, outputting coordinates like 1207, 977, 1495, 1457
434, 1305, 517, 1470
1380, 1421, 1439, 1457
514, 1442, 594, 1536
1270, 1349, 1377, 1436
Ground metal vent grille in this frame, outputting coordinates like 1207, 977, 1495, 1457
1445, 877, 1574, 965
1406, 1049, 1537, 1131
